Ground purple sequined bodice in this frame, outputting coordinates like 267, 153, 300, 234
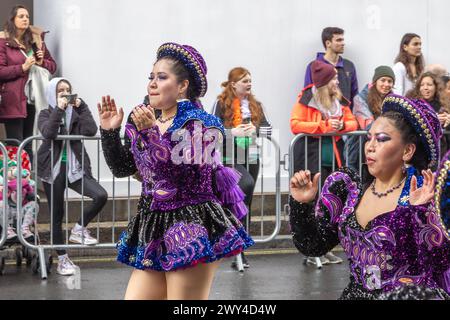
316, 170, 450, 293
125, 120, 222, 211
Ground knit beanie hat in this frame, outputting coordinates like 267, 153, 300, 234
311, 60, 337, 88
372, 66, 396, 83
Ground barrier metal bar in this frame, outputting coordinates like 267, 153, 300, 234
289, 130, 450, 180
0, 138, 28, 248
0, 142, 10, 248
225, 131, 282, 244
289, 131, 368, 185
16, 132, 282, 277
288, 131, 367, 269
96, 140, 101, 241
16, 135, 120, 279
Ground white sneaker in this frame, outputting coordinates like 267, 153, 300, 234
7, 226, 17, 240
324, 252, 343, 264
57, 255, 77, 276
69, 226, 98, 245
21, 225, 34, 240
306, 256, 330, 266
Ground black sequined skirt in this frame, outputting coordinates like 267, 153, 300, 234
339, 277, 450, 300
116, 196, 254, 272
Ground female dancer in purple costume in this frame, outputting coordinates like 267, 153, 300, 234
290, 94, 450, 299
98, 43, 253, 300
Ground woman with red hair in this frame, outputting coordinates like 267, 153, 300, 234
212, 67, 272, 269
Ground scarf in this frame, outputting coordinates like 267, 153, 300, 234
232, 98, 243, 127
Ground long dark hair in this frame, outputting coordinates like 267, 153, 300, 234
3, 5, 33, 50
406, 72, 446, 110
395, 33, 425, 82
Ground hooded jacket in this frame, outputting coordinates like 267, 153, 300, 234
290, 84, 358, 170
37, 78, 97, 183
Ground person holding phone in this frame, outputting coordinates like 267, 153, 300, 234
37, 77, 108, 276
212, 67, 272, 269
0, 5, 57, 164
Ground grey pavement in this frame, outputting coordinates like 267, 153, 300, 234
0, 250, 349, 300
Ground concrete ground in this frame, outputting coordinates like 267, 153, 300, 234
0, 249, 349, 300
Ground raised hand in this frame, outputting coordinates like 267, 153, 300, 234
130, 104, 156, 131
290, 170, 321, 204
409, 169, 435, 206
231, 124, 251, 137
243, 123, 257, 136
97, 95, 124, 130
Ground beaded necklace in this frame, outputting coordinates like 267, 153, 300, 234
370, 176, 406, 198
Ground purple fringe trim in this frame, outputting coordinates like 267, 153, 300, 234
442, 268, 450, 294
215, 166, 241, 192
230, 201, 248, 220
215, 165, 248, 219
219, 186, 245, 204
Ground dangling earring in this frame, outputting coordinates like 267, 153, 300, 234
402, 162, 411, 174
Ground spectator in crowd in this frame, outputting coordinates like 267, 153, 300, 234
291, 60, 358, 266
346, 66, 396, 171
406, 72, 450, 157
442, 75, 450, 100
393, 33, 424, 95
212, 67, 272, 269
424, 64, 448, 78
304, 27, 358, 109
37, 77, 108, 276
0, 4, 57, 164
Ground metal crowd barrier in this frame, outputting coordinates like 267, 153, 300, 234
10, 132, 282, 278
287, 131, 367, 269
288, 131, 368, 191
0, 142, 12, 275
0, 141, 10, 264
15, 135, 133, 279
224, 132, 282, 243
224, 131, 282, 272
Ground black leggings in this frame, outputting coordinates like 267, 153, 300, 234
233, 162, 260, 232
43, 163, 108, 255
4, 103, 36, 165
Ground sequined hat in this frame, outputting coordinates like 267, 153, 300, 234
435, 150, 450, 240
156, 43, 208, 98
382, 94, 442, 168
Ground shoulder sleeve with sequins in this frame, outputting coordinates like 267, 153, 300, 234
402, 203, 450, 293
100, 114, 137, 178
289, 167, 361, 256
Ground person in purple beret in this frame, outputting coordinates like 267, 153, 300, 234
289, 94, 450, 299
98, 43, 253, 300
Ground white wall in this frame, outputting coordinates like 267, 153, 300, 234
34, 0, 450, 195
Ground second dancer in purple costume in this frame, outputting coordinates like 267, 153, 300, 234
98, 43, 253, 300
290, 94, 450, 299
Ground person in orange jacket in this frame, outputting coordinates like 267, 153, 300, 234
291, 60, 357, 175
290, 60, 358, 266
